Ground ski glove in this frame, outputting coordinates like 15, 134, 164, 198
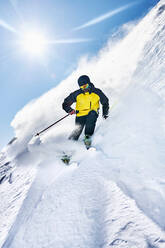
69, 109, 76, 115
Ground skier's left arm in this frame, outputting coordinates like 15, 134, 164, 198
98, 90, 109, 119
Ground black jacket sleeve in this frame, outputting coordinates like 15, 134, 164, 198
62, 92, 76, 113
97, 89, 109, 116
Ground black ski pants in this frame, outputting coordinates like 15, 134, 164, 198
69, 110, 98, 140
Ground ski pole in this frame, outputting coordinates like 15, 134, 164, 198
35, 113, 70, 136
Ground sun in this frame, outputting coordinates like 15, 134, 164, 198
20, 30, 47, 56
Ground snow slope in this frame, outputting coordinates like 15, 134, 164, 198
2, 149, 165, 248
1, 0, 165, 247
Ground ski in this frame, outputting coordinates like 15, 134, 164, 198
87, 146, 96, 151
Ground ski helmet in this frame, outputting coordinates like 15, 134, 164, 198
78, 75, 90, 86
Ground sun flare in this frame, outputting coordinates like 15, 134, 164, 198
20, 31, 47, 56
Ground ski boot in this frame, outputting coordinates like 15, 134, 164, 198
61, 153, 71, 165
84, 135, 92, 149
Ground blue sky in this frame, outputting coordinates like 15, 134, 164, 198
0, 0, 160, 150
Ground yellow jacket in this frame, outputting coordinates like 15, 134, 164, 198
76, 91, 100, 116
62, 83, 109, 117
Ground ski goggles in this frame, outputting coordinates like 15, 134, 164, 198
80, 83, 89, 90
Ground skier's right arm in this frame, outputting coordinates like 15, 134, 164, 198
62, 93, 76, 114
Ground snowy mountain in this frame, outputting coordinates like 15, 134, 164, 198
1, 0, 165, 247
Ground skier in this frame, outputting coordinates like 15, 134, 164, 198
62, 75, 109, 148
